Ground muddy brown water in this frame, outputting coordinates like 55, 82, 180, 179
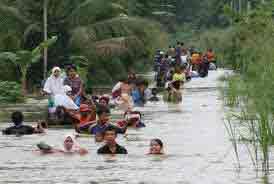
0, 69, 273, 184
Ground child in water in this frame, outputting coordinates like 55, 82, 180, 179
148, 139, 164, 155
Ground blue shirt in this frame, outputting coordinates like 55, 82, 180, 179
132, 89, 145, 107
89, 123, 126, 135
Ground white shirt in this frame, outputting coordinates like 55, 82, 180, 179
43, 75, 64, 96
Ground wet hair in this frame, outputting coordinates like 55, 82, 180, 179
103, 125, 117, 135
11, 111, 24, 126
40, 121, 48, 129
151, 88, 158, 95
96, 105, 110, 116
92, 95, 99, 102
151, 139, 163, 148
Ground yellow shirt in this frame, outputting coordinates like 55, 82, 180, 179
173, 73, 186, 82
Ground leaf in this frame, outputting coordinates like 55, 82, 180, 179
69, 55, 89, 67
31, 36, 58, 58
0, 52, 18, 61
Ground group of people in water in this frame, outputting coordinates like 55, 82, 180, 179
2, 63, 164, 155
1, 43, 217, 156
154, 42, 217, 95
2, 110, 164, 155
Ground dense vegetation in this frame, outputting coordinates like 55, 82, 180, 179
0, 0, 168, 92
191, 0, 274, 174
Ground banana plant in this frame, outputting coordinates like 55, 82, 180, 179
0, 36, 57, 96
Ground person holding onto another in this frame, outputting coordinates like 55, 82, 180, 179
89, 105, 126, 135
70, 104, 96, 133
37, 134, 88, 155
64, 65, 84, 107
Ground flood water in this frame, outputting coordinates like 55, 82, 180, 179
0, 69, 273, 184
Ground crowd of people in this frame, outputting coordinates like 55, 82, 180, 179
1, 43, 217, 156
1, 64, 164, 155
154, 42, 217, 90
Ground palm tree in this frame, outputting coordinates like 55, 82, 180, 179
0, 0, 166, 87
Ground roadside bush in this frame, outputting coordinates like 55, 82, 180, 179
0, 81, 24, 103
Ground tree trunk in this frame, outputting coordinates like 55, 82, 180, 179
43, 0, 48, 80
21, 69, 27, 96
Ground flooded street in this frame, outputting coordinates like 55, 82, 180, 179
0, 69, 272, 184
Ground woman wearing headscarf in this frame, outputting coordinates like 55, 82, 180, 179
36, 134, 88, 155
43, 67, 64, 96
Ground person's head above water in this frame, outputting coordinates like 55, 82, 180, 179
63, 135, 75, 152
79, 104, 91, 117
99, 96, 110, 106
96, 105, 111, 124
11, 111, 24, 126
150, 139, 164, 154
151, 88, 158, 96
103, 126, 117, 145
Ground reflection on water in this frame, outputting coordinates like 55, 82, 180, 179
0, 70, 273, 184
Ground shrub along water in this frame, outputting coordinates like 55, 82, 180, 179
217, 4, 274, 174
0, 81, 24, 103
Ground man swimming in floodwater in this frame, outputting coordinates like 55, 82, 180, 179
37, 134, 88, 155
2, 111, 44, 135
97, 126, 128, 154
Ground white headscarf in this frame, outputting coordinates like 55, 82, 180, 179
52, 66, 61, 74
43, 67, 64, 96
63, 134, 81, 152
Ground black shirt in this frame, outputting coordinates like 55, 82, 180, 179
2, 125, 35, 135
97, 143, 128, 154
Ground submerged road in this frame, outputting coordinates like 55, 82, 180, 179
0, 69, 272, 184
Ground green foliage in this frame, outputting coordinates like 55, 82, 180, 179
219, 2, 274, 173
0, 81, 24, 103
0, 36, 57, 95
0, 1, 167, 88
